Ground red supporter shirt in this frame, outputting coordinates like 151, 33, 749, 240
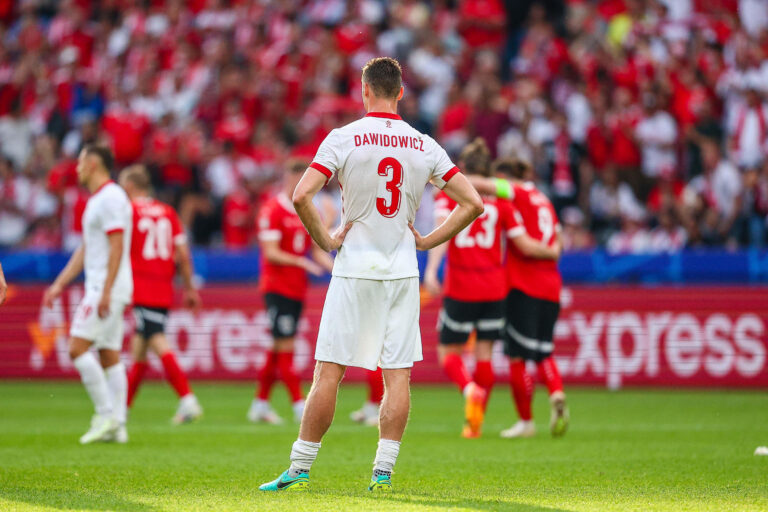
102, 110, 150, 164
258, 194, 312, 301
222, 190, 253, 248
506, 183, 562, 303
434, 192, 514, 302
129, 197, 186, 309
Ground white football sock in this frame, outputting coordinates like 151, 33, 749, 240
292, 399, 305, 417
289, 438, 321, 476
180, 394, 198, 408
373, 438, 401, 475
105, 362, 127, 425
73, 352, 112, 417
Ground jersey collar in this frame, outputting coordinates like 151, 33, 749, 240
277, 192, 295, 213
93, 180, 114, 195
365, 112, 402, 120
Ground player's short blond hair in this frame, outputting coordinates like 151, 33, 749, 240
362, 57, 402, 99
459, 138, 492, 177
120, 164, 152, 191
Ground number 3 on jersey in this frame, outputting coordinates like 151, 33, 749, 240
376, 157, 403, 217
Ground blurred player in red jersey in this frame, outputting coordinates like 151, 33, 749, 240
247, 159, 334, 425
424, 139, 560, 438
119, 165, 203, 425
472, 158, 569, 438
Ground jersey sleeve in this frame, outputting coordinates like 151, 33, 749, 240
310, 129, 342, 183
169, 207, 187, 246
426, 137, 460, 189
257, 203, 282, 242
102, 190, 131, 235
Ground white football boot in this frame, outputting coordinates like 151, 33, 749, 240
292, 399, 305, 423
79, 414, 119, 445
247, 399, 284, 425
172, 394, 203, 425
350, 402, 380, 427
103, 424, 129, 444
500, 420, 536, 439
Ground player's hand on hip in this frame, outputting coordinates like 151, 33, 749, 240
42, 283, 63, 308
97, 292, 110, 318
183, 288, 202, 312
327, 223, 352, 252
409, 223, 430, 251
0, 283, 6, 306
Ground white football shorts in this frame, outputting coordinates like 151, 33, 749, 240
69, 290, 127, 351
315, 276, 422, 370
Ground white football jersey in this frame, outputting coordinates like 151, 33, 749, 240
310, 112, 459, 279
81, 181, 133, 303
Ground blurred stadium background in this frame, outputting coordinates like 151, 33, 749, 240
1, 1, 768, 511
1, 0, 767, 388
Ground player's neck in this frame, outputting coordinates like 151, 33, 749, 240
366, 98, 398, 116
87, 173, 111, 194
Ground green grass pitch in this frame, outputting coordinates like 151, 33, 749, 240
0, 381, 766, 511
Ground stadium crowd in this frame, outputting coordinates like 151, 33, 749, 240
0, 0, 767, 253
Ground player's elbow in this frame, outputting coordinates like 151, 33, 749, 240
467, 194, 484, 219
292, 187, 311, 209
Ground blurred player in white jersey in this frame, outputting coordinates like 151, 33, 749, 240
260, 57, 483, 493
43, 145, 133, 444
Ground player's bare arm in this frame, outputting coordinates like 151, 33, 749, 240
98, 231, 124, 318
409, 173, 483, 251
466, 175, 500, 197
423, 213, 449, 296
509, 232, 561, 261
311, 244, 335, 274
293, 168, 352, 253
261, 238, 324, 277
175, 241, 202, 311
43, 245, 85, 307
0, 261, 7, 306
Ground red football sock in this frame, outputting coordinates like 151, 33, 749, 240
509, 359, 533, 421
160, 351, 191, 398
277, 352, 303, 402
256, 351, 278, 400
126, 361, 148, 407
537, 357, 564, 395
442, 353, 472, 393
473, 360, 495, 409
367, 367, 384, 405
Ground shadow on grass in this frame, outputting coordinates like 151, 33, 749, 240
0, 487, 157, 511
315, 490, 575, 512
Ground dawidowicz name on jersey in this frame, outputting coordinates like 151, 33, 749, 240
353, 133, 426, 151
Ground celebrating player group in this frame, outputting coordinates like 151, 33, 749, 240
41, 56, 569, 493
